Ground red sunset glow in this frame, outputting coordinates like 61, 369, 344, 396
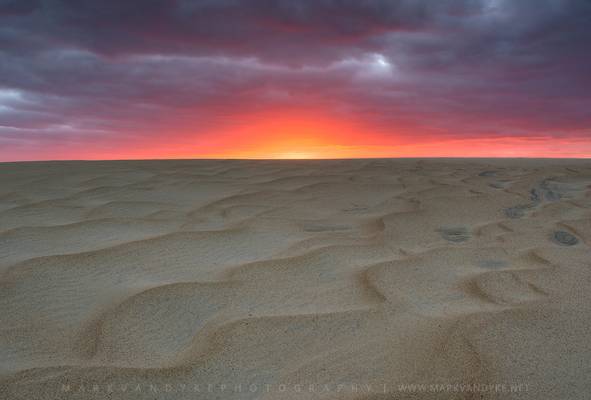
1, 1, 590, 161
7, 110, 588, 161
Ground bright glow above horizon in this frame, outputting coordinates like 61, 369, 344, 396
0, 1, 590, 161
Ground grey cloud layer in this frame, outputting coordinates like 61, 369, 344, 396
0, 0, 590, 154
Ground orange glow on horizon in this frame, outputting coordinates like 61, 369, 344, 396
4, 109, 590, 161
172, 111, 591, 160
190, 110, 389, 159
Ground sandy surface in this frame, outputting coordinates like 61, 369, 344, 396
0, 159, 590, 399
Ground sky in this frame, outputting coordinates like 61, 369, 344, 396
0, 0, 590, 161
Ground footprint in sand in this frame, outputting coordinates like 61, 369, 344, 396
437, 227, 470, 243
489, 181, 509, 189
342, 204, 369, 212
478, 170, 497, 177
553, 230, 579, 246
504, 178, 569, 219
504, 204, 533, 219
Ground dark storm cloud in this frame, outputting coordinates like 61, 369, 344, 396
0, 0, 482, 60
0, 0, 590, 159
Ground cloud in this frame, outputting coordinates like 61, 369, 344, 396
0, 0, 590, 159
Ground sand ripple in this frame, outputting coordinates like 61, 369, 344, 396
1, 159, 590, 399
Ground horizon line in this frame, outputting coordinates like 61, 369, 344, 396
2, 156, 591, 164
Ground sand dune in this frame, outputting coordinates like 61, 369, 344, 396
0, 159, 590, 399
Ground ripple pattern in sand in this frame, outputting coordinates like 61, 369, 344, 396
1, 159, 590, 399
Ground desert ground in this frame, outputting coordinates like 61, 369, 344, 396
0, 158, 590, 399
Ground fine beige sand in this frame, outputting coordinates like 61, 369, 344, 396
0, 159, 590, 399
